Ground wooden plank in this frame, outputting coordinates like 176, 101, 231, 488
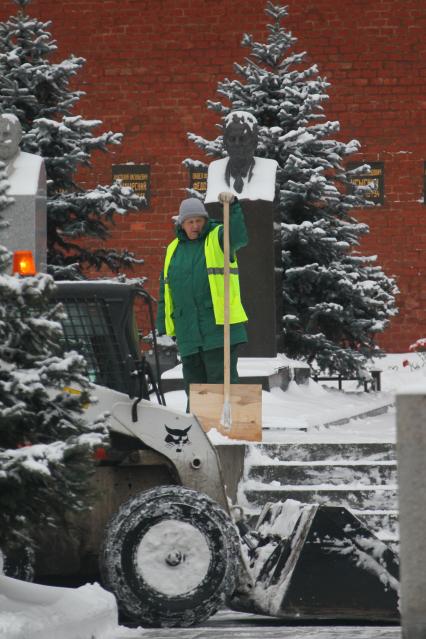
190, 383, 262, 442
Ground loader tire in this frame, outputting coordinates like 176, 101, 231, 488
99, 485, 240, 628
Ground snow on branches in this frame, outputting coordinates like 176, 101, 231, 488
0, 161, 108, 557
0, 1, 145, 277
186, 1, 398, 376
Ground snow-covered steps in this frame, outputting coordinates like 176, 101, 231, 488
237, 442, 399, 548
248, 442, 396, 461
248, 461, 397, 487
244, 484, 398, 511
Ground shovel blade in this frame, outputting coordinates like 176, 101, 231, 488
190, 383, 262, 441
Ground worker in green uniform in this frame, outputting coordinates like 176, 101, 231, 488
156, 195, 248, 397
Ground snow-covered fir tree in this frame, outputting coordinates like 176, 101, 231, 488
0, 0, 144, 279
186, 2, 397, 376
0, 167, 108, 565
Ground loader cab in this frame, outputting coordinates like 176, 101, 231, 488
53, 280, 164, 402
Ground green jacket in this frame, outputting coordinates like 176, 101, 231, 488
156, 201, 248, 357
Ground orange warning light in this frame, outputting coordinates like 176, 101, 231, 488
12, 251, 36, 276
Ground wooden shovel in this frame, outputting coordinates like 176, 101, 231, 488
190, 193, 262, 442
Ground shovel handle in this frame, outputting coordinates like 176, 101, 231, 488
223, 197, 231, 406
217, 191, 235, 411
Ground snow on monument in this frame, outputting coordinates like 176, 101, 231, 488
204, 111, 277, 203
0, 113, 46, 272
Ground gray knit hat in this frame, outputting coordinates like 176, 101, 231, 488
177, 198, 209, 225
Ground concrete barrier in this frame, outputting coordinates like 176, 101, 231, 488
397, 388, 426, 638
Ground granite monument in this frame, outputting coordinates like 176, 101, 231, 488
204, 111, 279, 357
0, 113, 46, 272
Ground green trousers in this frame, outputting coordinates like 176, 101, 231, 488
181, 345, 240, 397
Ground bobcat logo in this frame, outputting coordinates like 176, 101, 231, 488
164, 425, 192, 453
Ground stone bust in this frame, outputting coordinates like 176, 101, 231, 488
0, 113, 44, 196
204, 111, 278, 203
222, 111, 259, 193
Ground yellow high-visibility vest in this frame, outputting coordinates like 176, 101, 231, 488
163, 226, 247, 336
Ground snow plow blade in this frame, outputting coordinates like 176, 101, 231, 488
231, 500, 399, 622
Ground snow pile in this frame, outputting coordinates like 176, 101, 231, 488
349, 535, 399, 594
207, 427, 237, 445
0, 575, 143, 639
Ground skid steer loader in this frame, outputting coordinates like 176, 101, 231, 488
36, 279, 399, 628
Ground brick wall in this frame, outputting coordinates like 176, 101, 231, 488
2, 0, 426, 352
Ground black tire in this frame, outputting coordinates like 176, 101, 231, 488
99, 485, 240, 628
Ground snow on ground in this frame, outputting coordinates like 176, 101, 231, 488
129, 608, 401, 637
163, 352, 426, 444
2, 353, 420, 638
0, 574, 143, 639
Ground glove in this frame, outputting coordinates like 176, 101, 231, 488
218, 191, 235, 204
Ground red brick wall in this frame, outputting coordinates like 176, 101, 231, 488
2, 0, 426, 352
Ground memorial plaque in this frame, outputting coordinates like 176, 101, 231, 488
348, 162, 384, 205
188, 165, 208, 195
112, 163, 150, 208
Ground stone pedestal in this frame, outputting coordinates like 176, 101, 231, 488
2, 152, 47, 272
396, 389, 426, 638
205, 199, 280, 358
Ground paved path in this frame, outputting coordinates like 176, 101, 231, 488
115, 610, 402, 639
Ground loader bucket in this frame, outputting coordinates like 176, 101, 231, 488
231, 499, 399, 622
